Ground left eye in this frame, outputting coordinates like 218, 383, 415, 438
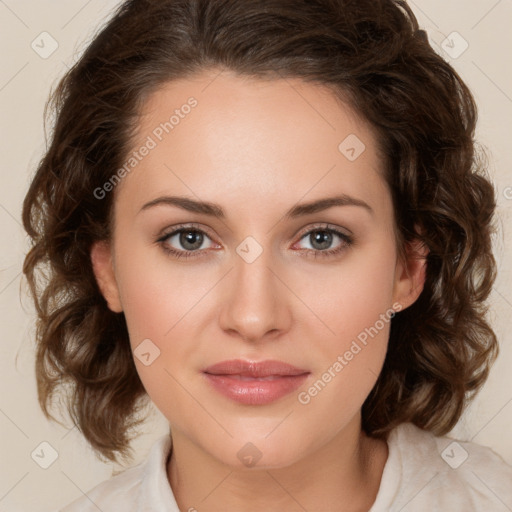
295, 228, 349, 251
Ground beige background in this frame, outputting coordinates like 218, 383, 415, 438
1, 1, 511, 510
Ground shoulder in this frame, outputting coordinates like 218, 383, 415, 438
59, 463, 145, 512
374, 422, 512, 512
58, 435, 175, 512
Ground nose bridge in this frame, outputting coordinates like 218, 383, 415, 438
219, 237, 290, 341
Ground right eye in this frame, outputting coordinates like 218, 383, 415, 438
157, 225, 220, 259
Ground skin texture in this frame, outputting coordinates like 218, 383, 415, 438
91, 69, 426, 511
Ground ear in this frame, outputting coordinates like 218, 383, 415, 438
90, 240, 123, 313
392, 236, 429, 311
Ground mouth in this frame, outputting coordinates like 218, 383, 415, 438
203, 359, 310, 405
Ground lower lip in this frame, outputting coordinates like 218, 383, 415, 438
204, 373, 309, 405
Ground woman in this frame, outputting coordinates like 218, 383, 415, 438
22, 0, 512, 510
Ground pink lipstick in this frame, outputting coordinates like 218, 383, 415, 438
203, 359, 310, 405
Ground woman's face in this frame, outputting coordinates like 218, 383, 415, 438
93, 69, 422, 468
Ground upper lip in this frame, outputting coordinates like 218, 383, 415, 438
204, 359, 309, 378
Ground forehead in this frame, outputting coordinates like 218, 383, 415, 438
115, 69, 389, 220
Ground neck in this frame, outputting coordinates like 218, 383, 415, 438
167, 415, 388, 512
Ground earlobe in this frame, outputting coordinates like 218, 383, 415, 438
393, 238, 429, 311
90, 240, 123, 313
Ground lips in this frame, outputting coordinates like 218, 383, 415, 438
203, 359, 310, 405
204, 359, 309, 377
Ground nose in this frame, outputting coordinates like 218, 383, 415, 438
218, 243, 292, 344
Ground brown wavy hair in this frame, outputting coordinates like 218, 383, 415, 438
22, 0, 498, 463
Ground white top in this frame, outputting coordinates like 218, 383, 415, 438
58, 422, 512, 511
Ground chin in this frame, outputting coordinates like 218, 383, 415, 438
203, 432, 310, 471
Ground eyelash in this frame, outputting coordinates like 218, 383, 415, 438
156, 223, 354, 260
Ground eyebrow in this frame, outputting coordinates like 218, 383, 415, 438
139, 194, 373, 219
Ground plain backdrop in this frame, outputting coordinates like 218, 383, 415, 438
1, 1, 511, 511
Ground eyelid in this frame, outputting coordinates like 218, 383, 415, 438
157, 222, 218, 242
157, 222, 352, 245
292, 222, 353, 241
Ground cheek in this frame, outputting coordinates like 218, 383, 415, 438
113, 238, 211, 344
111, 241, 218, 415
296, 237, 398, 352
292, 239, 397, 409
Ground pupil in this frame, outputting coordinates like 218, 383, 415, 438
181, 231, 203, 250
312, 231, 332, 250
